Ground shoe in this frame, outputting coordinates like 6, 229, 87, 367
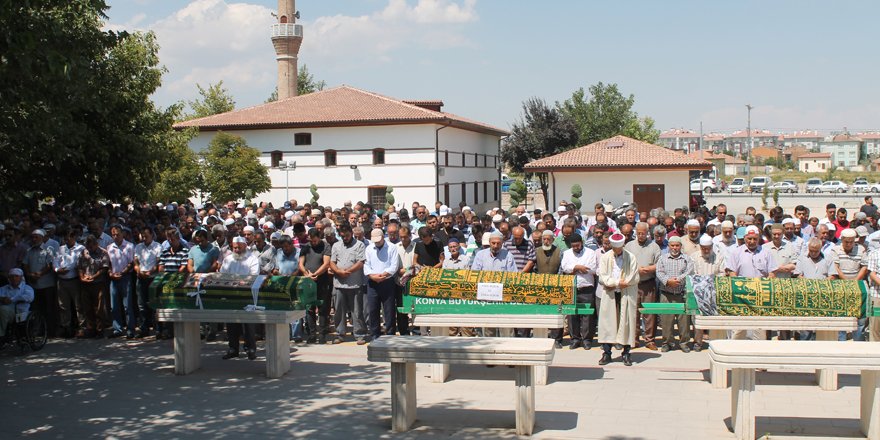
599, 353, 612, 366
293, 337, 303, 343
356, 339, 367, 345
222, 351, 240, 360
693, 343, 702, 352
75, 330, 87, 339
553, 341, 562, 349
109, 329, 123, 338
306, 336, 317, 344
660, 344, 671, 353
247, 350, 256, 360
622, 354, 633, 366
126, 332, 136, 340
332, 337, 343, 344
570, 340, 583, 349
614, 343, 623, 350
645, 342, 658, 351
318, 335, 327, 345
681, 344, 691, 353
583, 340, 592, 350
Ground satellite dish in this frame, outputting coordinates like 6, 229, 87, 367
294, 11, 300, 19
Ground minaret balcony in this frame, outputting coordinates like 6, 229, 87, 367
271, 23, 303, 38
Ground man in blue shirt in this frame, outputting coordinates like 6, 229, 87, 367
0, 268, 34, 338
364, 229, 400, 341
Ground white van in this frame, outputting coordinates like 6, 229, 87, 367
749, 176, 772, 192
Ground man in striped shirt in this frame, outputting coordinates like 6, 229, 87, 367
656, 236, 694, 352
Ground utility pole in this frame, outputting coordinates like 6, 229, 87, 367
746, 104, 753, 179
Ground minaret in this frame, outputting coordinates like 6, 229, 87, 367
271, 0, 303, 100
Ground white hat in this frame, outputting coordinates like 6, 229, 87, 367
609, 232, 626, 248
486, 210, 494, 216
492, 214, 503, 223
242, 226, 255, 233
262, 222, 275, 230
541, 229, 555, 238
284, 211, 294, 219
258, 218, 266, 226
8, 268, 23, 277
699, 234, 713, 246
721, 220, 734, 229
311, 209, 321, 216
686, 219, 700, 228
388, 213, 399, 220
557, 205, 566, 212
232, 236, 247, 244
224, 218, 235, 226
826, 223, 837, 231
370, 229, 384, 243
270, 231, 283, 240
32, 229, 46, 237
744, 225, 761, 237
481, 233, 491, 246
856, 226, 869, 237
344, 200, 352, 206
462, 206, 472, 212
439, 205, 450, 215
232, 212, 242, 219
236, 203, 244, 209
841, 228, 857, 238
44, 223, 56, 230
781, 218, 796, 226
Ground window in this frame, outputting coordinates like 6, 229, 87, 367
805, 163, 809, 171
482, 154, 487, 167
474, 182, 478, 203
270, 150, 283, 168
461, 182, 466, 204
493, 182, 498, 201
294, 133, 311, 145
444, 184, 450, 206
372, 148, 385, 165
444, 150, 449, 166
368, 186, 387, 207
483, 181, 488, 204
462, 152, 466, 166
324, 150, 337, 167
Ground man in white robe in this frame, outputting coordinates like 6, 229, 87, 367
597, 232, 640, 366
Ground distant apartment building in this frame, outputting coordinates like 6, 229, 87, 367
702, 133, 726, 152
858, 132, 880, 157
658, 128, 701, 152
725, 129, 777, 154
780, 130, 823, 149
819, 133, 864, 168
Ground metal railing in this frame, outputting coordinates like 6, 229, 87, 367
270, 23, 303, 38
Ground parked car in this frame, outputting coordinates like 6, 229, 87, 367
852, 179, 870, 193
728, 177, 747, 193
749, 176, 772, 192
768, 181, 798, 193
816, 180, 849, 193
805, 178, 823, 193
690, 178, 718, 193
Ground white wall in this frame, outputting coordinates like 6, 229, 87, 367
188, 123, 501, 209
798, 158, 830, 173
550, 170, 690, 212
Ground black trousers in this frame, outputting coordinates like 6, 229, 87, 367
567, 285, 597, 342
227, 323, 255, 353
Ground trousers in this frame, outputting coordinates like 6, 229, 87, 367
659, 291, 691, 346
568, 285, 597, 342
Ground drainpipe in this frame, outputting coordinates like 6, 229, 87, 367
435, 121, 451, 205
498, 135, 509, 209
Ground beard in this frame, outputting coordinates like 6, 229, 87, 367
541, 244, 552, 251
232, 251, 245, 261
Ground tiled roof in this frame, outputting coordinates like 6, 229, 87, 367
798, 152, 832, 159
686, 150, 745, 164
830, 133, 862, 142
659, 128, 700, 139
857, 132, 880, 140
174, 85, 507, 136
728, 129, 776, 138
524, 135, 712, 171
781, 130, 823, 139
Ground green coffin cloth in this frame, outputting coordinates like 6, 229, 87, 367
151, 272, 318, 311
407, 267, 576, 305
709, 276, 866, 317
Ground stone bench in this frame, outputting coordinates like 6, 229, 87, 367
367, 336, 555, 435
411, 314, 564, 385
709, 339, 880, 440
157, 309, 304, 378
694, 315, 858, 390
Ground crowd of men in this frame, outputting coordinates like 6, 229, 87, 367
0, 195, 878, 366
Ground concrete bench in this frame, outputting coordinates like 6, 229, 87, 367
709, 340, 880, 440
157, 309, 304, 378
411, 314, 564, 385
367, 336, 555, 435
694, 315, 858, 390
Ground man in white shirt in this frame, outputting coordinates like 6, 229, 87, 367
221, 236, 260, 360
395, 225, 416, 336
54, 229, 84, 338
107, 225, 135, 338
133, 227, 162, 338
364, 229, 400, 341
560, 233, 598, 350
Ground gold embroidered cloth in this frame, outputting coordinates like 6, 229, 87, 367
406, 267, 575, 305
710, 277, 866, 317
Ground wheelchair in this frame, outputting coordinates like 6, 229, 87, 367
0, 301, 48, 353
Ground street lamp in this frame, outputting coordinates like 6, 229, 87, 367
278, 160, 296, 202
746, 104, 753, 179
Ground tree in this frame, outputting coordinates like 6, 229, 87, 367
558, 82, 660, 146
570, 184, 583, 211
200, 132, 271, 203
501, 98, 579, 210
265, 64, 327, 102
150, 105, 201, 203
385, 186, 395, 208
0, 1, 178, 207
187, 81, 235, 120
309, 184, 320, 205
508, 180, 527, 210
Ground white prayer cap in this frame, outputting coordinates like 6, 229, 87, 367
236, 203, 245, 209
462, 206, 472, 212
610, 232, 626, 248
270, 231, 283, 240
388, 213, 399, 220
826, 223, 837, 231
721, 220, 734, 229
258, 218, 266, 226
492, 214, 503, 223
557, 205, 566, 212
32, 229, 46, 237
686, 219, 700, 228
233, 212, 242, 219
793, 218, 801, 226
668, 236, 682, 244
486, 210, 494, 216
8, 268, 23, 277
439, 205, 450, 215
242, 225, 255, 233
841, 228, 857, 238
781, 218, 796, 226
232, 236, 247, 244
284, 211, 294, 219
699, 234, 713, 246
856, 226, 869, 237
482, 233, 491, 246
541, 229, 555, 238
223, 218, 235, 226
744, 225, 761, 237
262, 222, 275, 230
370, 229, 384, 243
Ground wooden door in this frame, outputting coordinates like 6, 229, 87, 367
633, 184, 665, 211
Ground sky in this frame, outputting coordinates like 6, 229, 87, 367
104, 0, 880, 135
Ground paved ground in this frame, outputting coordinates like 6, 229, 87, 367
2, 336, 870, 439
